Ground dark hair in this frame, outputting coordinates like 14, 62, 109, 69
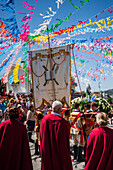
85, 103, 90, 110
9, 107, 19, 120
38, 113, 43, 120
74, 103, 80, 109
64, 110, 70, 116
29, 105, 33, 110
91, 102, 97, 108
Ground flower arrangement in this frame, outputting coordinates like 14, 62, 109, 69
71, 95, 112, 114
95, 97, 112, 113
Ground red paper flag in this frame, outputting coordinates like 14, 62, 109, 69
108, 7, 113, 13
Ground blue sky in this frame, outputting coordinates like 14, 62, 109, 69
0, 0, 113, 92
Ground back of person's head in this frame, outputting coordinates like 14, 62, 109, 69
74, 103, 80, 109
38, 113, 43, 120
9, 107, 19, 120
7, 103, 12, 108
29, 105, 34, 110
96, 112, 109, 126
64, 109, 70, 117
52, 100, 62, 113
30, 98, 32, 101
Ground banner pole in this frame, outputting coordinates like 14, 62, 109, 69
72, 45, 83, 97
47, 25, 56, 102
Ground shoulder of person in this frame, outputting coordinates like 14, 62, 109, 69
27, 110, 31, 114
90, 127, 104, 137
0, 119, 10, 128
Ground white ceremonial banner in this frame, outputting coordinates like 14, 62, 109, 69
30, 45, 71, 109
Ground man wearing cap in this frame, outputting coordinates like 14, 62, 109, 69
0, 107, 33, 170
40, 100, 72, 170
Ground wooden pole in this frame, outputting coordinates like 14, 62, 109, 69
47, 25, 56, 102
72, 45, 83, 97
27, 43, 31, 93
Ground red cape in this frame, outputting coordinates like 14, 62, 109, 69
40, 114, 72, 170
85, 127, 113, 170
0, 120, 33, 170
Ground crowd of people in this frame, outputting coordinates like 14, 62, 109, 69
0, 92, 113, 170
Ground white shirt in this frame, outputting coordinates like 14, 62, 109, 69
27, 110, 35, 121
26, 101, 34, 109
51, 112, 61, 117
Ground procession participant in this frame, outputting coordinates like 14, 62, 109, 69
47, 107, 52, 114
85, 112, 113, 170
62, 107, 70, 121
0, 107, 33, 170
91, 102, 100, 114
26, 105, 35, 143
84, 109, 96, 141
70, 103, 84, 161
40, 100, 72, 170
83, 106, 96, 157
62, 107, 71, 132
91, 102, 100, 128
84, 103, 92, 113
34, 110, 43, 155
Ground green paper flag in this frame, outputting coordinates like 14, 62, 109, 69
70, 0, 80, 9
80, 1, 84, 6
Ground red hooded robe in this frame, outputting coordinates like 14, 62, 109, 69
40, 114, 73, 170
85, 127, 113, 170
0, 119, 33, 170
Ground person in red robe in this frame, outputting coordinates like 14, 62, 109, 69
40, 100, 73, 170
84, 112, 113, 170
0, 107, 33, 170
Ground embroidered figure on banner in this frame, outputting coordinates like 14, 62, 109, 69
43, 63, 59, 86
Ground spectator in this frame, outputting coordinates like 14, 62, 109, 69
4, 103, 12, 120
16, 104, 23, 123
0, 110, 3, 124
21, 104, 27, 124
26, 105, 35, 143
0, 107, 33, 170
0, 99, 7, 115
26, 98, 34, 110
40, 100, 72, 170
22, 98, 26, 107
85, 112, 113, 170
